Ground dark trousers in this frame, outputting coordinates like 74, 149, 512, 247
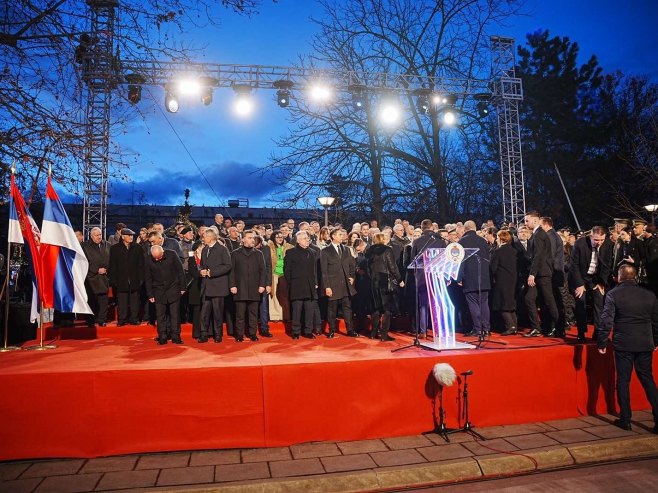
117, 290, 140, 324
371, 310, 391, 338
524, 275, 558, 332
464, 290, 490, 334
86, 290, 108, 325
190, 304, 201, 339
224, 294, 236, 336
235, 300, 259, 338
327, 296, 352, 333
259, 292, 270, 333
500, 311, 517, 331
291, 299, 314, 335
201, 296, 225, 339
614, 350, 658, 424
575, 279, 604, 338
155, 299, 180, 340
312, 299, 322, 333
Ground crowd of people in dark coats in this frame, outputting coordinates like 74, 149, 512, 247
76, 211, 658, 346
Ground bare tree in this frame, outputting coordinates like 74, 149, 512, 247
0, 0, 263, 201
268, 0, 521, 223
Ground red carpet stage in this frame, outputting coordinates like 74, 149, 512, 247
0, 321, 655, 460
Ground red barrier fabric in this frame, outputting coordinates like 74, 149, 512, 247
0, 323, 654, 460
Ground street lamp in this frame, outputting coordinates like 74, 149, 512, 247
645, 204, 658, 225
317, 196, 336, 228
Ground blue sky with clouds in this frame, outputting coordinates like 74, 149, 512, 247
98, 0, 658, 208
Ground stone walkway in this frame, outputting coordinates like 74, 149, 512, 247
2, 411, 658, 493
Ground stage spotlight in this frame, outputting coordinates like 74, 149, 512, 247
125, 73, 145, 104
273, 80, 294, 108
310, 83, 331, 102
232, 84, 254, 117
199, 76, 218, 106
276, 89, 290, 107
417, 94, 430, 114
443, 110, 456, 125
379, 96, 401, 126
201, 87, 213, 106
348, 84, 366, 111
165, 91, 179, 113
476, 101, 489, 117
178, 78, 201, 96
432, 94, 447, 106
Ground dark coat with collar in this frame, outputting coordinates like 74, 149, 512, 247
458, 230, 491, 293
81, 239, 111, 294
144, 250, 186, 303
527, 227, 554, 278
200, 242, 232, 298
109, 241, 144, 292
490, 242, 517, 310
569, 236, 613, 290
187, 258, 203, 306
404, 231, 446, 293
320, 243, 356, 299
229, 247, 266, 301
597, 281, 658, 351
284, 244, 318, 300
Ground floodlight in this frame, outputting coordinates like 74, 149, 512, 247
165, 91, 179, 113
348, 84, 366, 111
199, 76, 218, 106
125, 73, 145, 105
476, 101, 489, 117
443, 110, 456, 125
276, 89, 290, 107
232, 84, 254, 117
417, 94, 430, 114
178, 78, 201, 96
310, 83, 331, 102
432, 94, 447, 106
379, 95, 401, 126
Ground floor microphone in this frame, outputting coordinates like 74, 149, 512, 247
461, 370, 474, 376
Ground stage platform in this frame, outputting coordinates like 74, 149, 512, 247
0, 320, 654, 461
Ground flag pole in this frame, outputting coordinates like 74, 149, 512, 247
26, 302, 57, 350
2, 163, 21, 352
1, 242, 20, 352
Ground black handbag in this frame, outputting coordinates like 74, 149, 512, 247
386, 272, 398, 293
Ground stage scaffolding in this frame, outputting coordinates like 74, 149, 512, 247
81, 2, 525, 235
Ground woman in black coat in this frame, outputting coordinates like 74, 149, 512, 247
352, 239, 371, 334
366, 233, 404, 341
490, 230, 518, 335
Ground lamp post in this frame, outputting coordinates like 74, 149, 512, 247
317, 196, 336, 228
645, 204, 658, 226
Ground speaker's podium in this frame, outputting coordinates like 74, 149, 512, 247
408, 244, 478, 351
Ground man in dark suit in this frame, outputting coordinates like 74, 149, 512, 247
108, 228, 144, 326
284, 231, 318, 339
458, 221, 491, 337
321, 227, 358, 338
569, 225, 613, 343
597, 264, 658, 431
199, 228, 232, 343
405, 219, 447, 336
254, 235, 273, 337
145, 245, 186, 344
229, 230, 266, 342
523, 212, 559, 337
541, 217, 566, 337
81, 227, 111, 327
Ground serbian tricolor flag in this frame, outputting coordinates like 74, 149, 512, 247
9, 172, 44, 322
40, 175, 92, 314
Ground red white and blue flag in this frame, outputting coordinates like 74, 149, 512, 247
40, 175, 92, 314
9, 173, 44, 322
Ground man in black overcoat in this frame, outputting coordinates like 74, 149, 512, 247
523, 212, 559, 337
145, 245, 186, 344
81, 227, 111, 326
320, 228, 358, 338
458, 221, 491, 337
199, 228, 232, 342
255, 235, 273, 337
108, 228, 144, 326
284, 231, 318, 339
229, 230, 266, 341
597, 264, 658, 431
569, 225, 613, 343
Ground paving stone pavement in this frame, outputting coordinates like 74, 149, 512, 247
1, 411, 657, 493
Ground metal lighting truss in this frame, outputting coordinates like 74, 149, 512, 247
81, 1, 524, 233
491, 35, 526, 225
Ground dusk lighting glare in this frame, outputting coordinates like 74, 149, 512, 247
379, 102, 401, 126
178, 78, 201, 95
433, 94, 447, 105
234, 96, 254, 116
310, 84, 331, 102
443, 110, 456, 125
